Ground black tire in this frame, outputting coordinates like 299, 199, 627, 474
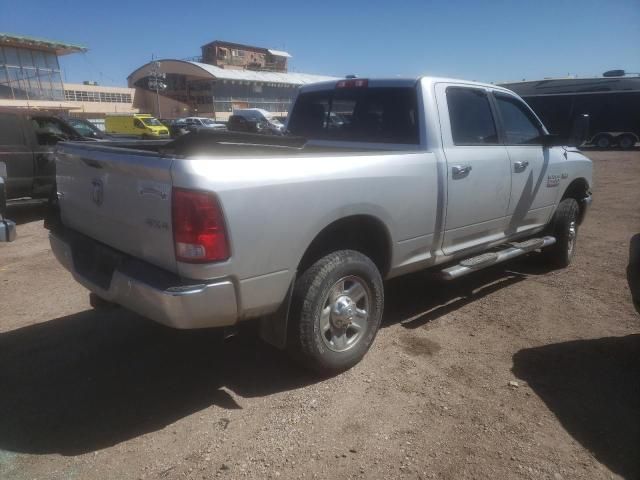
48, 184, 58, 208
542, 198, 580, 268
594, 134, 612, 149
288, 250, 384, 374
618, 134, 636, 150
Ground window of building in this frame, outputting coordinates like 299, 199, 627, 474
3, 47, 20, 66
5, 67, 26, 99
231, 49, 245, 57
44, 52, 58, 70
64, 89, 132, 103
446, 87, 498, 145
32, 50, 48, 69
0, 46, 63, 101
494, 93, 543, 144
18, 48, 34, 68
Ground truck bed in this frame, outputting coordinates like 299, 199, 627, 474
78, 130, 391, 158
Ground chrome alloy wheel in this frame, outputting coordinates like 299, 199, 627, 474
319, 276, 371, 352
567, 219, 577, 256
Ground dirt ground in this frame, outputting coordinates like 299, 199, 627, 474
0, 150, 638, 480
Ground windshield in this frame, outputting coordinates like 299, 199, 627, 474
201, 119, 216, 125
140, 117, 162, 126
288, 86, 420, 144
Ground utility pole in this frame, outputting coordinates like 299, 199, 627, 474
211, 80, 217, 121
148, 59, 166, 118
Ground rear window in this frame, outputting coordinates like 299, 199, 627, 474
288, 86, 420, 145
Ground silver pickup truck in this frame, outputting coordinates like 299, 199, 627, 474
49, 77, 593, 373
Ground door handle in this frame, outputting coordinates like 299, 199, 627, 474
452, 165, 472, 179
514, 160, 529, 172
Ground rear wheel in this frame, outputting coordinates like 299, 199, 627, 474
288, 250, 384, 374
618, 134, 636, 150
542, 198, 580, 268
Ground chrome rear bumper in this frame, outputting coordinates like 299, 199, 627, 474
49, 231, 238, 329
0, 219, 16, 242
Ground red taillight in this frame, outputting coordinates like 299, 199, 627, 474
172, 188, 230, 263
336, 79, 368, 89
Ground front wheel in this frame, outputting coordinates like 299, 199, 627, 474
542, 198, 580, 268
288, 250, 384, 374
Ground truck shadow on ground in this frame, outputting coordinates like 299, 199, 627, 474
5, 203, 48, 225
0, 253, 557, 456
0, 310, 310, 456
512, 335, 640, 480
384, 253, 556, 329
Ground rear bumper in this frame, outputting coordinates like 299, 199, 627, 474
0, 219, 16, 242
49, 231, 238, 329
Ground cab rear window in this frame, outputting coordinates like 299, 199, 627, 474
288, 86, 420, 144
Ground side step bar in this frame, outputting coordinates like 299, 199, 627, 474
441, 236, 556, 280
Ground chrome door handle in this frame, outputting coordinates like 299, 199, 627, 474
452, 165, 472, 179
514, 160, 529, 172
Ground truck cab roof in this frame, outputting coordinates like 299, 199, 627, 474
299, 76, 514, 95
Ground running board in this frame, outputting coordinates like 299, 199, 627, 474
440, 236, 556, 280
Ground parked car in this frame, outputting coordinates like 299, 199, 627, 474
105, 114, 169, 139
0, 110, 92, 206
180, 117, 226, 130
161, 119, 189, 138
48, 76, 592, 374
58, 116, 114, 140
232, 108, 285, 135
226, 114, 263, 134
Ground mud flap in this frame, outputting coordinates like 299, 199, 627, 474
259, 274, 295, 350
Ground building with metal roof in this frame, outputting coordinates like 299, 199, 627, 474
128, 51, 338, 119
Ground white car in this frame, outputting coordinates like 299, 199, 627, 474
180, 117, 226, 130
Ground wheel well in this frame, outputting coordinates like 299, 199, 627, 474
562, 178, 590, 224
298, 215, 392, 277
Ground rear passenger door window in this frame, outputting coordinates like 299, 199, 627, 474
0, 112, 24, 146
446, 87, 498, 145
494, 93, 543, 144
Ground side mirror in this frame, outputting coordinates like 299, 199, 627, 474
567, 114, 590, 147
540, 133, 562, 147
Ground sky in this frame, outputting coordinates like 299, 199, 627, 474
1, 0, 639, 86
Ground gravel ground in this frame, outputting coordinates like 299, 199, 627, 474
0, 150, 638, 480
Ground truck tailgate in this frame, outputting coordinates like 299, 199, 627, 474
55, 144, 177, 273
